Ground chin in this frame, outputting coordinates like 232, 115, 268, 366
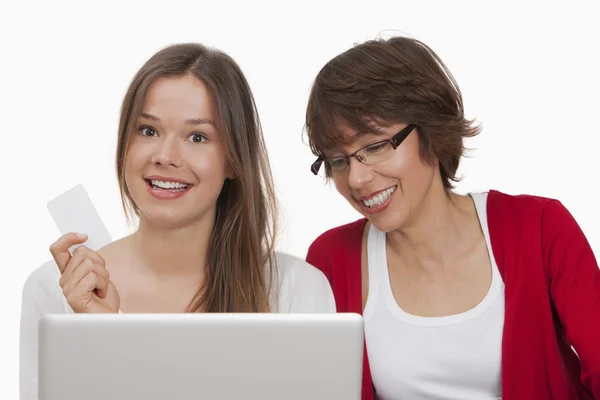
138, 208, 194, 229
353, 200, 408, 233
368, 215, 407, 233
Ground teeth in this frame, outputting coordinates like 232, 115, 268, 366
150, 180, 189, 190
362, 186, 396, 208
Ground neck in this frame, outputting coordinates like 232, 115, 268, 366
130, 214, 214, 279
387, 179, 478, 267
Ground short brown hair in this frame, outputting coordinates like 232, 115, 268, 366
305, 36, 481, 189
116, 43, 277, 312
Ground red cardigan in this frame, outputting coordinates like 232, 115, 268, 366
306, 190, 600, 399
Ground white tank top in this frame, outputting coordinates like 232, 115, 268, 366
363, 192, 504, 399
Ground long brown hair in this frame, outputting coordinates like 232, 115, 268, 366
115, 43, 277, 312
305, 36, 481, 190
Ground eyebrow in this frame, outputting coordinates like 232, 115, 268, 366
140, 112, 216, 127
323, 130, 384, 154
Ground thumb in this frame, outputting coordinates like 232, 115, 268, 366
49, 232, 88, 273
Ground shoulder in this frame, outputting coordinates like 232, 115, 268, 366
486, 189, 582, 254
275, 252, 331, 291
21, 260, 70, 312
272, 252, 336, 313
308, 218, 367, 251
488, 189, 562, 216
486, 189, 575, 232
306, 219, 367, 274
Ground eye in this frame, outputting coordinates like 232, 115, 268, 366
364, 141, 390, 154
138, 125, 158, 137
187, 133, 208, 143
327, 157, 348, 170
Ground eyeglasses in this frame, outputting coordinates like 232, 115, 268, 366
311, 124, 417, 177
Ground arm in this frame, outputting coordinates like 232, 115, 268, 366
273, 252, 336, 313
543, 200, 600, 397
306, 221, 365, 314
20, 262, 70, 400
306, 235, 338, 313
304, 264, 337, 313
306, 236, 332, 282
307, 224, 376, 400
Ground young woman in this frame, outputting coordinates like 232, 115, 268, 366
20, 43, 335, 400
304, 36, 600, 399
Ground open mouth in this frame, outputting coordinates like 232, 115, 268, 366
145, 179, 192, 192
361, 185, 397, 208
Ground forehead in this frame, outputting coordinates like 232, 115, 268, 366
142, 74, 215, 119
322, 124, 391, 155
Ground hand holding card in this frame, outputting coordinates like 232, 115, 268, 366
47, 184, 120, 313
49, 233, 120, 313
47, 184, 112, 252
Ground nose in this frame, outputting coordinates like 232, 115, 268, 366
347, 157, 374, 190
151, 136, 183, 167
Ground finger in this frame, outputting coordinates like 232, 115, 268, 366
49, 233, 88, 273
61, 258, 109, 295
93, 270, 109, 299
78, 271, 109, 303
63, 245, 106, 278
70, 270, 107, 302
66, 271, 100, 312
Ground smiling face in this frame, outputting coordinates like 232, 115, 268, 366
123, 74, 233, 229
328, 122, 438, 233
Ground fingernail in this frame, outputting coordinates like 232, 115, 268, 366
77, 233, 88, 238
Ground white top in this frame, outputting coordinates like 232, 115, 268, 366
363, 192, 505, 400
19, 252, 336, 400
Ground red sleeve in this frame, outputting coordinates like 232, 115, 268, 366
306, 233, 333, 282
305, 219, 366, 313
306, 221, 376, 400
543, 200, 600, 397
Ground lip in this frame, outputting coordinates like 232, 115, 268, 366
146, 179, 192, 200
356, 185, 397, 215
358, 185, 397, 201
145, 175, 193, 185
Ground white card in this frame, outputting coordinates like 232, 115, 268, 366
47, 184, 112, 252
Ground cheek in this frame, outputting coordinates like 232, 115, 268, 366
185, 149, 229, 179
123, 154, 137, 182
124, 152, 136, 171
123, 153, 143, 192
333, 178, 352, 200
124, 140, 151, 170
393, 160, 436, 201
388, 145, 433, 183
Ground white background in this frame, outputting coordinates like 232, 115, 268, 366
1, 0, 599, 397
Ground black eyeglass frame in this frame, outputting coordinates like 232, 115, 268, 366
310, 124, 417, 176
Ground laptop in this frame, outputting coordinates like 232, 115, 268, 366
38, 313, 364, 400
